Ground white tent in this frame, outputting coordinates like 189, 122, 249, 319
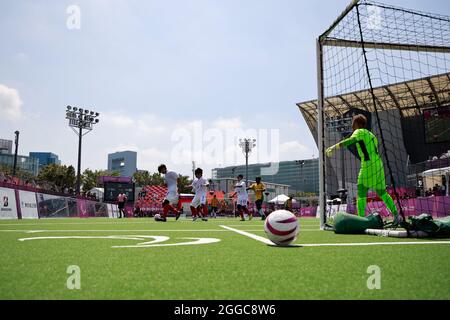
269, 194, 296, 204
89, 187, 104, 200
421, 166, 450, 196
421, 166, 450, 177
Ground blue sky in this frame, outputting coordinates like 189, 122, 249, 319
1, 0, 449, 177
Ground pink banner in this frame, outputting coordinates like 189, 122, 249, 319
299, 207, 317, 217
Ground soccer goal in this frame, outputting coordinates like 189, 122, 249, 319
299, 0, 450, 229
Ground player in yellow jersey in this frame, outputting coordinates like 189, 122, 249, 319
210, 194, 219, 218
247, 177, 267, 220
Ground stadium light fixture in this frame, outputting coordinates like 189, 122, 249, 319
65, 106, 101, 195
239, 138, 257, 186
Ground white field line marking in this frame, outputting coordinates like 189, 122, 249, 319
0, 229, 229, 233
220, 225, 450, 247
299, 241, 450, 247
220, 225, 273, 245
112, 237, 221, 248
218, 224, 319, 226
18, 235, 169, 243
17, 235, 221, 248
0, 228, 322, 234
0, 220, 321, 227
0, 229, 322, 234
242, 229, 321, 232
0, 222, 186, 226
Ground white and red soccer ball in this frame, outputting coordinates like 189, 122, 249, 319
154, 213, 162, 221
264, 210, 300, 246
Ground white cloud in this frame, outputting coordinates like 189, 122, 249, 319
141, 147, 168, 159
136, 119, 165, 135
139, 147, 170, 171
279, 141, 311, 160
213, 117, 242, 130
14, 52, 30, 63
280, 141, 308, 152
0, 84, 23, 122
102, 112, 166, 135
102, 113, 135, 127
105, 144, 139, 155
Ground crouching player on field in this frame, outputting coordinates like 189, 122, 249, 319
158, 164, 181, 222
190, 168, 209, 222
326, 114, 403, 227
231, 174, 251, 221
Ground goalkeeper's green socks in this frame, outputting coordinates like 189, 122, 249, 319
379, 191, 398, 217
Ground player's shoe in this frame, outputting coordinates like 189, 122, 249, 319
175, 212, 181, 221
193, 216, 198, 222
202, 217, 208, 222
240, 218, 245, 221
391, 214, 403, 228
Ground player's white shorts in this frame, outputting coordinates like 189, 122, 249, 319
165, 191, 179, 205
191, 194, 207, 207
237, 198, 248, 207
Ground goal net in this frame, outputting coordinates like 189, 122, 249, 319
300, 0, 450, 229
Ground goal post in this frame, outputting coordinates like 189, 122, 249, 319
311, 0, 450, 229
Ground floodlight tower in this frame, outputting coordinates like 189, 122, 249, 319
65, 106, 100, 195
239, 138, 256, 186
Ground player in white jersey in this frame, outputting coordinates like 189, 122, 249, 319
190, 168, 209, 221
158, 164, 181, 221
231, 174, 251, 221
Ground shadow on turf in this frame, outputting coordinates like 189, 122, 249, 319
267, 244, 302, 249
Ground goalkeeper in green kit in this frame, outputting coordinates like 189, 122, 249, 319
326, 114, 402, 227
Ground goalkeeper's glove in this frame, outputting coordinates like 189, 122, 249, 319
326, 144, 341, 157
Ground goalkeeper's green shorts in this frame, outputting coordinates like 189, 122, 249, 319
358, 157, 386, 191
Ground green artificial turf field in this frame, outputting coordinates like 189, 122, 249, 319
0, 217, 449, 300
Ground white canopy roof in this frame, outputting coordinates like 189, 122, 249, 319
269, 194, 296, 204
422, 166, 450, 177
89, 187, 104, 197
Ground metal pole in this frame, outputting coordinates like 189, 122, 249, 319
66, 106, 100, 196
12, 131, 19, 176
341, 147, 346, 190
320, 0, 359, 40
76, 125, 83, 195
445, 173, 450, 197
317, 39, 326, 229
245, 141, 249, 186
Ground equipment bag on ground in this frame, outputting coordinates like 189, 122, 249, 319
334, 212, 384, 234
408, 214, 450, 238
